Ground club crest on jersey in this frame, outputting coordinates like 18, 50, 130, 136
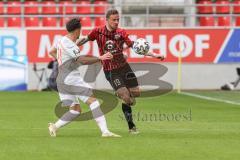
105, 40, 117, 54
105, 40, 114, 50
114, 34, 121, 40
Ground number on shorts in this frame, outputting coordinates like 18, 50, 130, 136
113, 79, 121, 86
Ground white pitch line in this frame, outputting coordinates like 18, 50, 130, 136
181, 92, 240, 106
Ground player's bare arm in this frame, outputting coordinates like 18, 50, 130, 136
49, 47, 57, 59
145, 51, 165, 61
76, 37, 90, 46
76, 52, 113, 65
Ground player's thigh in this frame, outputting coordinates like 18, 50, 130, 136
115, 86, 132, 102
123, 65, 139, 94
85, 95, 97, 106
76, 88, 93, 104
64, 76, 94, 104
58, 93, 79, 107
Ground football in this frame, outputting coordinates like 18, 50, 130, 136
133, 38, 150, 55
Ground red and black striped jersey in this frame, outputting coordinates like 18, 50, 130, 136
88, 26, 133, 71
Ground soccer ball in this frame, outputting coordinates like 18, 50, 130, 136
133, 38, 150, 55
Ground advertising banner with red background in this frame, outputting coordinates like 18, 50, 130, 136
27, 29, 231, 63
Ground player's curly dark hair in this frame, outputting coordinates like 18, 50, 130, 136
106, 9, 119, 19
66, 18, 81, 32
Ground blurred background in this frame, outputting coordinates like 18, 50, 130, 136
0, 0, 239, 91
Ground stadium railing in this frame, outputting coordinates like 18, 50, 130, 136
0, 0, 239, 28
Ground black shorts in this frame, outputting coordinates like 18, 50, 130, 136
104, 64, 139, 91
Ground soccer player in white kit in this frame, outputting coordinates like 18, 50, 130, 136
48, 18, 120, 137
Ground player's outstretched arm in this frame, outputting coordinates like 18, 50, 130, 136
76, 37, 90, 46
76, 52, 113, 65
145, 51, 165, 61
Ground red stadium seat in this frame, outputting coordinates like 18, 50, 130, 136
76, 1, 91, 14
0, 18, 4, 27
197, 0, 213, 14
199, 16, 215, 26
81, 17, 92, 27
41, 1, 57, 14
235, 17, 240, 26
94, 17, 105, 26
93, 1, 108, 14
7, 1, 21, 14
60, 17, 72, 27
59, 1, 74, 14
25, 17, 40, 27
217, 16, 231, 26
24, 1, 39, 14
216, 0, 230, 14
0, 2, 4, 14
233, 0, 240, 14
42, 17, 58, 27
7, 17, 22, 27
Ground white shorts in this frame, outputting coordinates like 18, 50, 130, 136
57, 75, 93, 107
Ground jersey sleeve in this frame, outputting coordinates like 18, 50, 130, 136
87, 28, 98, 41
122, 30, 134, 48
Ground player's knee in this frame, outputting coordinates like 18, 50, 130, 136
70, 104, 82, 113
131, 91, 140, 97
85, 96, 97, 106
116, 87, 134, 105
123, 96, 131, 105
121, 95, 135, 106
116, 88, 128, 99
130, 88, 141, 97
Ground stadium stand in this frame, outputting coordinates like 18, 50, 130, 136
0, 0, 239, 28
0, 18, 4, 27
235, 16, 240, 26
0, 2, 4, 14
7, 17, 22, 27
24, 1, 39, 15
233, 0, 240, 13
25, 17, 40, 27
7, 1, 21, 14
76, 1, 92, 14
41, 1, 58, 14
217, 16, 231, 26
59, 1, 75, 14
199, 16, 215, 26
216, 0, 230, 14
197, 0, 214, 14
94, 17, 105, 26
94, 1, 108, 14
42, 17, 58, 27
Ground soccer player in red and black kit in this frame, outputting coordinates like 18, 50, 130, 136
77, 9, 164, 134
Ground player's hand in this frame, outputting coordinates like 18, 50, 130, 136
147, 51, 165, 61
155, 55, 165, 61
99, 52, 113, 60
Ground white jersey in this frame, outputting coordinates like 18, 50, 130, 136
54, 36, 80, 65
54, 36, 81, 77
53, 36, 92, 104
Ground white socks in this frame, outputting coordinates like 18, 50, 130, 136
55, 110, 80, 129
89, 100, 109, 134
54, 101, 109, 134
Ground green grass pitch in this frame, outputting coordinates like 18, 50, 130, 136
0, 91, 240, 160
